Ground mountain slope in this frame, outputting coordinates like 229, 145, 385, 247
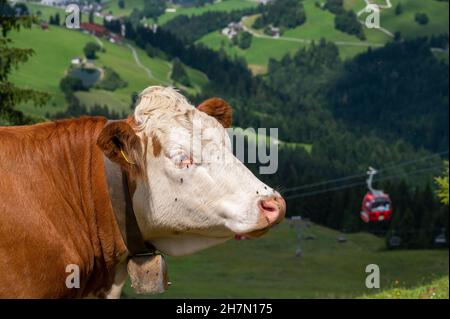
9, 25, 207, 118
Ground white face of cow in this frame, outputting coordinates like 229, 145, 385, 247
99, 86, 285, 256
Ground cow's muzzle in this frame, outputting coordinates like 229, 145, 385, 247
239, 195, 286, 239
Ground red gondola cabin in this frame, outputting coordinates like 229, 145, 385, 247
360, 192, 393, 223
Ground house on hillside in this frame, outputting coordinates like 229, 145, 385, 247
81, 2, 103, 14
257, 0, 274, 4
265, 25, 280, 38
79, 22, 124, 44
221, 22, 243, 39
108, 33, 123, 44
95, 11, 118, 23
40, 0, 72, 7
80, 23, 108, 37
71, 57, 82, 65
143, 23, 158, 34
40, 22, 49, 31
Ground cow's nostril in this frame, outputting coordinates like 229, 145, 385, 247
259, 199, 281, 226
258, 196, 286, 227
261, 200, 277, 213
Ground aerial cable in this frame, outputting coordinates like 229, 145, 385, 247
285, 165, 442, 200
282, 150, 448, 194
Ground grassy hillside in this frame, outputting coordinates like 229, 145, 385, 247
23, 1, 104, 24
150, 0, 259, 25
9, 25, 207, 118
102, 0, 145, 17
98, 0, 257, 24
349, 0, 450, 39
198, 0, 378, 68
363, 276, 449, 299
199, 0, 449, 69
122, 222, 449, 298
9, 25, 92, 116
199, 31, 306, 72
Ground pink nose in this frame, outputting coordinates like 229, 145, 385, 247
258, 196, 286, 227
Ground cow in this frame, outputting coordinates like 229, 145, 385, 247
0, 86, 285, 298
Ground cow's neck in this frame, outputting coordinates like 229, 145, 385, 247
103, 156, 155, 256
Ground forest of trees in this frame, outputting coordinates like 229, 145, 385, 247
173, 0, 214, 6
142, 0, 166, 20
334, 10, 365, 40
252, 0, 306, 29
0, 0, 48, 125
232, 30, 253, 49
329, 39, 449, 152
324, 0, 365, 39
171, 58, 191, 87
104, 11, 450, 248
163, 7, 261, 42
1, 0, 447, 250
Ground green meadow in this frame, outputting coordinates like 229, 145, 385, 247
122, 222, 449, 299
198, 31, 306, 71
345, 0, 449, 40
149, 0, 259, 25
376, 0, 449, 39
19, 0, 449, 74
363, 276, 449, 299
9, 25, 206, 118
199, 0, 449, 69
283, 0, 389, 44
10, 25, 92, 116
102, 0, 145, 17
24, 1, 104, 24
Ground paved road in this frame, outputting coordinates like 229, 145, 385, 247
240, 16, 384, 48
241, 2, 448, 54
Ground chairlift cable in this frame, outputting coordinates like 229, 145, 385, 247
282, 150, 448, 193
285, 165, 442, 200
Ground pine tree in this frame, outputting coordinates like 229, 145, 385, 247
395, 3, 403, 16
88, 10, 94, 24
413, 185, 434, 248
171, 58, 190, 87
0, 0, 49, 125
398, 207, 416, 248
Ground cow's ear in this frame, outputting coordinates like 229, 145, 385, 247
197, 98, 232, 128
97, 121, 143, 175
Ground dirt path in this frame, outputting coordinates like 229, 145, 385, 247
126, 43, 154, 80
126, 43, 172, 85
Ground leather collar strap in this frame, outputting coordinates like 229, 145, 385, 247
101, 120, 156, 257
120, 169, 156, 256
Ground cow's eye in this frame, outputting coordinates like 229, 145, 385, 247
170, 150, 192, 168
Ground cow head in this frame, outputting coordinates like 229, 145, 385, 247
98, 86, 285, 256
